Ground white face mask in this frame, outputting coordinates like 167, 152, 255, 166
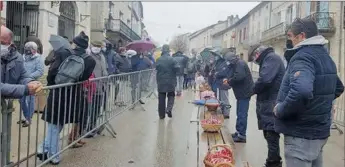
226, 61, 231, 65
1, 45, 11, 57
91, 47, 101, 54
101, 47, 107, 52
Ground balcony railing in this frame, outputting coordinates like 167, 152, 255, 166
106, 19, 141, 41
261, 22, 287, 42
304, 12, 336, 34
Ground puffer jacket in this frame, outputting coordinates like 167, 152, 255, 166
275, 35, 344, 139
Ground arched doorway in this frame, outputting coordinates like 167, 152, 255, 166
58, 1, 75, 41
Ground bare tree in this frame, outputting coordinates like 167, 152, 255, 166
169, 34, 188, 53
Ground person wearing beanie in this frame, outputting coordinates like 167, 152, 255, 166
155, 44, 180, 119
39, 31, 96, 164
248, 44, 285, 167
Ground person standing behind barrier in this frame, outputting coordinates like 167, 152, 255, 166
18, 42, 44, 127
248, 44, 285, 167
274, 18, 344, 167
83, 41, 108, 138
0, 26, 41, 98
141, 50, 154, 91
38, 31, 96, 165
130, 50, 149, 105
102, 39, 118, 75
223, 52, 253, 143
172, 50, 189, 96
45, 36, 71, 66
114, 47, 131, 103
155, 45, 180, 119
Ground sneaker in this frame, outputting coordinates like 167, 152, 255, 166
233, 135, 246, 143
37, 152, 48, 161
22, 121, 31, 127
159, 116, 165, 119
17, 120, 26, 124
139, 100, 145, 104
231, 133, 238, 139
224, 115, 230, 119
263, 161, 282, 167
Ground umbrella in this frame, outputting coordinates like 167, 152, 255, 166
200, 47, 222, 64
126, 40, 156, 52
49, 34, 70, 51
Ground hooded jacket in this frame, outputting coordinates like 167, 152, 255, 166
275, 35, 344, 139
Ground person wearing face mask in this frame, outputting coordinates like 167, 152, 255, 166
0, 25, 41, 98
102, 39, 118, 74
274, 18, 344, 167
39, 31, 96, 164
247, 44, 285, 167
223, 51, 253, 143
209, 48, 232, 119
83, 40, 108, 138
115, 47, 131, 73
18, 42, 44, 127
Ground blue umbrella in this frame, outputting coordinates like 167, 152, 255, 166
49, 34, 71, 51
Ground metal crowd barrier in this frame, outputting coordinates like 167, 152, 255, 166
1, 69, 156, 167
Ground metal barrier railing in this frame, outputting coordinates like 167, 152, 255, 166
1, 69, 156, 167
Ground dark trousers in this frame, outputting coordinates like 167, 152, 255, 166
158, 92, 175, 117
263, 130, 282, 166
235, 98, 250, 138
80, 95, 103, 134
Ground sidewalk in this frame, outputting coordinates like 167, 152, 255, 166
39, 90, 344, 167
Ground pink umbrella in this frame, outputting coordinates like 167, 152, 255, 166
126, 40, 156, 52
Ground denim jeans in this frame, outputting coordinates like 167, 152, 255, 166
20, 95, 35, 122
176, 75, 184, 93
284, 136, 327, 167
235, 98, 250, 138
218, 89, 230, 117
38, 123, 63, 163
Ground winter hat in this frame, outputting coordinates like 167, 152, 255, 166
91, 40, 104, 47
162, 44, 170, 53
73, 31, 89, 49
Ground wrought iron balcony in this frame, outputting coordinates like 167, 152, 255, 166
261, 22, 287, 42
304, 12, 336, 35
106, 19, 141, 41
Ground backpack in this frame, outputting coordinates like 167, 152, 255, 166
55, 53, 89, 84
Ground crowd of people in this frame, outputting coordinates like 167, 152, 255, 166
155, 18, 344, 167
1, 25, 155, 164
1, 17, 345, 167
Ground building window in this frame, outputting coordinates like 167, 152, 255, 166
239, 29, 242, 43
286, 5, 293, 25
343, 4, 345, 29
258, 9, 261, 17
243, 27, 247, 40
127, 19, 130, 25
119, 11, 124, 20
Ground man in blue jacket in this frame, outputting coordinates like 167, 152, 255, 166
275, 18, 344, 167
248, 44, 286, 167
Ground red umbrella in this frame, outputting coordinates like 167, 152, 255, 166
126, 40, 156, 52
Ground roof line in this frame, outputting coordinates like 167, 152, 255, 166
188, 20, 227, 40
213, 2, 269, 37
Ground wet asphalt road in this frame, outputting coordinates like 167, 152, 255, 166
41, 90, 344, 167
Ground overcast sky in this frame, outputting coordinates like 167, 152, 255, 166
142, 2, 260, 45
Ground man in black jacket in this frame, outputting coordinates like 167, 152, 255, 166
223, 51, 254, 143
248, 44, 285, 167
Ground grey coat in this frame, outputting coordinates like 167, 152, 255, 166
155, 53, 180, 92
1, 50, 33, 98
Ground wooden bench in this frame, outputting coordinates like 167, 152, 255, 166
187, 104, 251, 167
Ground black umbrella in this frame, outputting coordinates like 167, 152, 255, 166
49, 34, 71, 51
